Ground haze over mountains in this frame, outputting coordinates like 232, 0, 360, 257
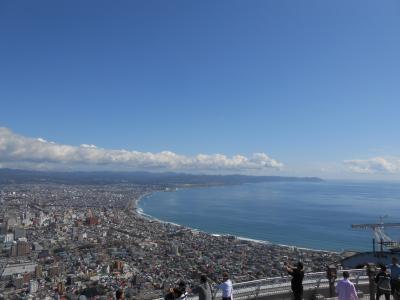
0, 168, 322, 185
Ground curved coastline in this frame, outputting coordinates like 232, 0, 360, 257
132, 188, 338, 254
133, 189, 196, 228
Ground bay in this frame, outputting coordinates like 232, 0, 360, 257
138, 180, 400, 251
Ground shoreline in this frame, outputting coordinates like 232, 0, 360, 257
131, 188, 340, 255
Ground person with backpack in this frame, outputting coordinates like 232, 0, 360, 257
375, 265, 391, 300
391, 257, 400, 300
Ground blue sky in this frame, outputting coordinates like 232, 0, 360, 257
1, 0, 400, 178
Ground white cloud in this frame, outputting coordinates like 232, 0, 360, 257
0, 127, 283, 172
80, 144, 97, 148
344, 157, 400, 174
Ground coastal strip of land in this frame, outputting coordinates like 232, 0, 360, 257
0, 182, 341, 299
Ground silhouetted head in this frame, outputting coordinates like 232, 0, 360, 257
173, 287, 182, 298
116, 290, 124, 299
381, 265, 387, 272
296, 262, 303, 270
200, 275, 207, 283
392, 257, 398, 264
343, 271, 350, 279
178, 280, 186, 290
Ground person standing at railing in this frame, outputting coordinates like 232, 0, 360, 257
375, 265, 391, 300
217, 272, 233, 300
390, 257, 400, 300
286, 261, 304, 300
336, 271, 358, 300
189, 274, 212, 300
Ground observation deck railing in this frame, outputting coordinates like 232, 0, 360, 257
151, 269, 369, 300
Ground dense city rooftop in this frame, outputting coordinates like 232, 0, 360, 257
0, 182, 341, 299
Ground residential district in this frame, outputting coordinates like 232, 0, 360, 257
0, 183, 342, 299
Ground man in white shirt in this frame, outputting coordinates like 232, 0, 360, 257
336, 271, 359, 300
217, 272, 233, 300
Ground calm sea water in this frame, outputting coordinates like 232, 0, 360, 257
138, 180, 400, 251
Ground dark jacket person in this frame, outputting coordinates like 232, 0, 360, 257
286, 261, 304, 300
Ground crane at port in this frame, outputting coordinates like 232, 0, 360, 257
351, 216, 400, 252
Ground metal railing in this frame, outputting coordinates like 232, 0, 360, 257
156, 269, 369, 300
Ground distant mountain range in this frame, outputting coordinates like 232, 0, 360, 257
0, 168, 323, 185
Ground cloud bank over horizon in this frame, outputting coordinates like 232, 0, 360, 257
344, 157, 400, 174
0, 127, 283, 173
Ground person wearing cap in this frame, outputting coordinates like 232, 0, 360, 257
286, 261, 304, 300
336, 271, 358, 300
217, 272, 233, 300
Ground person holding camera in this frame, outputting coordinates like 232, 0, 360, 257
286, 261, 304, 300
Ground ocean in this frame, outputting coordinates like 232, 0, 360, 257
138, 180, 400, 252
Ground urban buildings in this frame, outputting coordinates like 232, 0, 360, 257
0, 183, 341, 299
